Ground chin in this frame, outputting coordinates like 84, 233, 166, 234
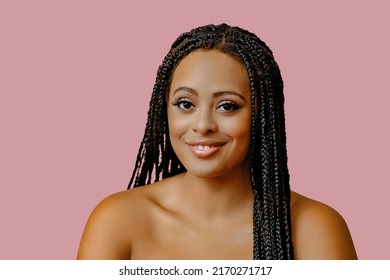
185, 165, 246, 180
183, 166, 224, 179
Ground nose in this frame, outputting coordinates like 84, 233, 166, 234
191, 108, 218, 135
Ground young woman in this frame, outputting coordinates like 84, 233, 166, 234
77, 24, 357, 260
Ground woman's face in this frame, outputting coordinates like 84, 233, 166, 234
167, 49, 252, 179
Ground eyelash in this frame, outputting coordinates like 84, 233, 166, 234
171, 98, 241, 112
171, 98, 194, 110
217, 101, 241, 112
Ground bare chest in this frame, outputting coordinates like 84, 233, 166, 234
130, 210, 253, 260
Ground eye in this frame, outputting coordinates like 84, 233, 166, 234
171, 98, 194, 110
216, 101, 241, 112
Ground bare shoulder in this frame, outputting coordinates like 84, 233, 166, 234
77, 180, 172, 260
290, 191, 357, 260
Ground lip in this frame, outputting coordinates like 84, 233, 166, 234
186, 140, 226, 159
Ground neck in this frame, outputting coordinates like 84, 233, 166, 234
178, 167, 254, 218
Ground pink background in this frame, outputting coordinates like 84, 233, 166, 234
1, 0, 389, 259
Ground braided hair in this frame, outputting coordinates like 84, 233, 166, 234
128, 23, 294, 259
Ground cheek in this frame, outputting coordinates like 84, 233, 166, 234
167, 109, 188, 138
235, 125, 251, 150
233, 121, 251, 160
220, 114, 251, 140
237, 119, 251, 137
228, 115, 252, 156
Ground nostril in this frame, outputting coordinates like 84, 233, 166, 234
192, 120, 218, 134
191, 111, 218, 134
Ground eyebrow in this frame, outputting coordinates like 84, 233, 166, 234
173, 86, 246, 101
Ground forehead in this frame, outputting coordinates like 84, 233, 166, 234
170, 49, 250, 94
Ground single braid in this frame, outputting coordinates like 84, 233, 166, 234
128, 23, 294, 259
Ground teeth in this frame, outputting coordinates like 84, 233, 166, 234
196, 145, 211, 150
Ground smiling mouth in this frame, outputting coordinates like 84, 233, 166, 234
187, 141, 225, 158
194, 145, 214, 150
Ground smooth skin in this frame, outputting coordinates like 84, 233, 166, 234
77, 50, 357, 260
